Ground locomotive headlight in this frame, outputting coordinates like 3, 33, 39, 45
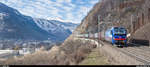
113, 37, 115, 39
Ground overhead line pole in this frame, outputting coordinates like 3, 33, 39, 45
98, 15, 100, 44
131, 15, 133, 34
98, 15, 100, 32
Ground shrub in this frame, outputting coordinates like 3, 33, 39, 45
59, 39, 96, 64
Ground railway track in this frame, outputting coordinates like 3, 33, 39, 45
92, 38, 150, 65
78, 37, 150, 65
105, 42, 150, 65
137, 46, 150, 51
117, 47, 150, 65
129, 43, 150, 52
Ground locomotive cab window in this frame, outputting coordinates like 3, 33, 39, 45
114, 27, 126, 35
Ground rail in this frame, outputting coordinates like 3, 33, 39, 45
77, 35, 150, 65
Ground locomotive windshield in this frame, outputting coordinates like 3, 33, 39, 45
114, 27, 126, 35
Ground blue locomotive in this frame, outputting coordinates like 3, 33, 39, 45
105, 27, 127, 46
76, 26, 127, 47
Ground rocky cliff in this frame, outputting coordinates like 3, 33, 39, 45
74, 0, 150, 44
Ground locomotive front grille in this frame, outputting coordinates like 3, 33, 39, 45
115, 40, 125, 45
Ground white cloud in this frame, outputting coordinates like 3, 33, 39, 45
0, 0, 99, 24
90, 0, 99, 5
56, 0, 71, 3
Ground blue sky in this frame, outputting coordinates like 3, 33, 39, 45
0, 0, 99, 24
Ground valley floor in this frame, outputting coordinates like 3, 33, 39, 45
0, 37, 145, 65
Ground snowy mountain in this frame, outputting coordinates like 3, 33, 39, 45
33, 18, 78, 33
33, 18, 75, 41
46, 20, 79, 32
0, 2, 77, 43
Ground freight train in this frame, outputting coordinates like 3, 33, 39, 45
76, 27, 127, 47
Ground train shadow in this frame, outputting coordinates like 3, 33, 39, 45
127, 39, 149, 47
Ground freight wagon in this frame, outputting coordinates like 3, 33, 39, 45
76, 26, 127, 47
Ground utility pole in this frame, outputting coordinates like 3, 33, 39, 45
98, 15, 100, 45
131, 15, 133, 34
128, 15, 134, 43
98, 15, 100, 32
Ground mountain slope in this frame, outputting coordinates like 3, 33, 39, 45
75, 0, 149, 33
48, 20, 79, 32
0, 2, 77, 43
74, 0, 150, 42
0, 2, 52, 41
33, 18, 76, 41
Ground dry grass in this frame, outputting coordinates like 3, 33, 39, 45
0, 39, 97, 65
79, 48, 109, 65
